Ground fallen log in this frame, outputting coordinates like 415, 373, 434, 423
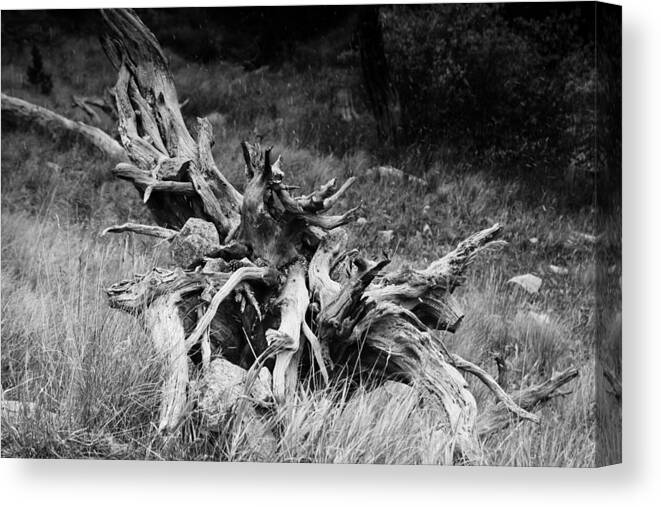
1, 92, 125, 161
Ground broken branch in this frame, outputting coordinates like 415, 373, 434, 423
450, 353, 540, 424
101, 222, 178, 240
185, 266, 279, 351
477, 367, 579, 437
2, 92, 126, 160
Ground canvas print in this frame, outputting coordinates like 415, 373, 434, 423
1, 3, 621, 466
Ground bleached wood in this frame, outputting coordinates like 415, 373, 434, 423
301, 320, 329, 385
101, 9, 242, 237
113, 162, 196, 203
308, 229, 347, 311
185, 266, 278, 351
145, 292, 189, 433
267, 260, 309, 403
101, 222, 177, 240
477, 367, 579, 437
451, 354, 540, 424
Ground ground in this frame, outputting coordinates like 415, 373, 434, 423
0, 30, 620, 465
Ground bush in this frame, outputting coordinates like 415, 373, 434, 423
381, 4, 597, 193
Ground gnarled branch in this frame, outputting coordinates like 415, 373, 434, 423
477, 367, 579, 437
101, 222, 178, 240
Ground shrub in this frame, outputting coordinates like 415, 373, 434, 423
381, 4, 597, 194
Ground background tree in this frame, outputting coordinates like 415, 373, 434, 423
356, 5, 401, 144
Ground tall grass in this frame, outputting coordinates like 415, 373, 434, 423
1, 29, 619, 465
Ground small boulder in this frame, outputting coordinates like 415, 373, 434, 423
548, 264, 569, 275
198, 358, 272, 424
197, 359, 276, 461
377, 229, 394, 245
507, 273, 542, 294
170, 218, 220, 266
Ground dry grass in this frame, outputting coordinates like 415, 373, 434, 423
1, 30, 620, 465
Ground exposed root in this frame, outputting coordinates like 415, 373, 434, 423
267, 260, 309, 403
477, 367, 579, 437
144, 293, 189, 434
197, 305, 211, 372
185, 266, 278, 351
302, 320, 329, 385
450, 353, 540, 424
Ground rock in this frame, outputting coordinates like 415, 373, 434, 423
170, 218, 220, 266
368, 165, 427, 188
356, 217, 368, 226
377, 229, 394, 245
565, 230, 601, 249
548, 264, 569, 275
529, 237, 539, 245
581, 263, 597, 286
198, 358, 272, 424
570, 231, 599, 245
201, 258, 232, 274
46, 161, 61, 173
197, 359, 276, 461
507, 273, 542, 294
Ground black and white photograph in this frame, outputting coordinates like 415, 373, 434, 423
1, 2, 621, 467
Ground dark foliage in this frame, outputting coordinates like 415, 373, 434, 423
381, 3, 605, 199
1, 4, 620, 203
137, 6, 355, 67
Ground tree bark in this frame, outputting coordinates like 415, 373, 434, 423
356, 6, 401, 143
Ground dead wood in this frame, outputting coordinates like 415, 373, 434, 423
268, 259, 309, 403
101, 222, 178, 240
477, 367, 579, 437
144, 292, 189, 433
1, 92, 126, 160
450, 354, 540, 424
185, 265, 279, 351
72, 93, 116, 123
101, 9, 242, 236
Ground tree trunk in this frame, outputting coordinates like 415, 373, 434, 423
356, 6, 401, 143
1, 92, 125, 160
